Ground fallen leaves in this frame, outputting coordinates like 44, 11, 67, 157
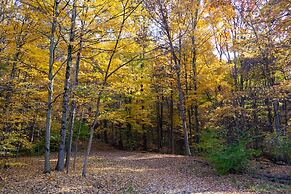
0, 146, 290, 193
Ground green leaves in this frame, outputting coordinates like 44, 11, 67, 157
199, 129, 257, 175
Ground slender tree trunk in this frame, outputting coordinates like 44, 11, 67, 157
273, 99, 281, 135
82, 91, 102, 177
56, 2, 76, 171
118, 123, 123, 149
44, 0, 59, 173
168, 89, 174, 154
66, 19, 84, 172
160, 97, 163, 149
103, 120, 108, 144
190, 0, 200, 144
30, 112, 38, 142
252, 95, 259, 149
282, 99, 288, 135
73, 110, 84, 171
156, 99, 161, 150
176, 68, 191, 156
157, 1, 191, 155
191, 38, 200, 144
142, 126, 147, 151
265, 98, 273, 132
82, 5, 132, 176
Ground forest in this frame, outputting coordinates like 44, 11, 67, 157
0, 0, 290, 193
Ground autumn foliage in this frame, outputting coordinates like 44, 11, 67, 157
0, 0, 290, 175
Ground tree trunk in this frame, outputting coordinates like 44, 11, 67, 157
191, 38, 200, 144
56, 2, 76, 171
73, 110, 84, 171
82, 91, 102, 177
66, 5, 84, 173
30, 112, 38, 143
176, 69, 191, 156
156, 0, 191, 156
156, 100, 161, 151
265, 98, 273, 132
252, 96, 259, 149
44, 0, 59, 173
190, 1, 200, 145
160, 97, 163, 149
157, 98, 163, 150
273, 99, 281, 135
282, 99, 288, 135
142, 126, 147, 151
168, 90, 174, 154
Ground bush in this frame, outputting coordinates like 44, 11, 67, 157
0, 131, 32, 157
263, 133, 291, 164
73, 120, 90, 140
30, 131, 60, 155
199, 130, 257, 175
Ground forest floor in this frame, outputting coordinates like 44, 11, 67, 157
1, 142, 290, 193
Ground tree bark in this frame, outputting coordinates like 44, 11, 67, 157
168, 89, 174, 154
273, 99, 281, 135
56, 1, 76, 171
82, 91, 102, 177
252, 95, 259, 149
156, 0, 191, 156
191, 0, 200, 145
156, 98, 163, 150
73, 110, 84, 171
44, 0, 59, 173
265, 98, 273, 132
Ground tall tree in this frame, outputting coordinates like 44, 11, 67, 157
56, 0, 77, 171
45, 0, 59, 173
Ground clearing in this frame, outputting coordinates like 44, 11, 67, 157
1, 143, 290, 193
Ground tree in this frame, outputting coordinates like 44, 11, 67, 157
56, 0, 77, 172
145, 0, 191, 155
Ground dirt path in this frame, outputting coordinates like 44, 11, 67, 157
1, 145, 289, 193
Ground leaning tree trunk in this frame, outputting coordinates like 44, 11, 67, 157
56, 2, 76, 171
44, 0, 59, 173
82, 91, 102, 177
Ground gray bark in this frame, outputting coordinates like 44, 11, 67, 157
56, 1, 76, 171
82, 91, 102, 177
73, 110, 84, 171
44, 0, 59, 173
65, 2, 79, 174
168, 88, 174, 154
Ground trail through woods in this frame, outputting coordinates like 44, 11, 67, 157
1, 142, 290, 193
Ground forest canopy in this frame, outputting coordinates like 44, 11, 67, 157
0, 0, 290, 177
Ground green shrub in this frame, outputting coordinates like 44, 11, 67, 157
209, 141, 256, 174
73, 120, 90, 140
199, 130, 257, 175
30, 131, 60, 155
0, 131, 32, 156
30, 121, 89, 156
263, 133, 291, 164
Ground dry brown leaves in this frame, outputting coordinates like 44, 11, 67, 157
1, 147, 290, 193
